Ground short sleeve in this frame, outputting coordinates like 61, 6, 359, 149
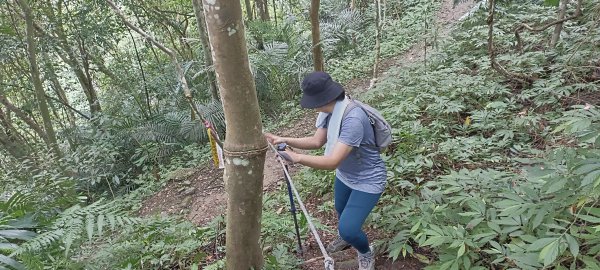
338, 115, 364, 147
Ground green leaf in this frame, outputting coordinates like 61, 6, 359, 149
531, 206, 549, 229
574, 164, 600, 175
411, 220, 421, 233
423, 236, 447, 247
457, 243, 466, 258
525, 165, 555, 179
0, 230, 36, 240
97, 214, 104, 237
528, 238, 556, 251
578, 215, 600, 223
581, 256, 600, 269
0, 254, 25, 270
0, 243, 18, 251
544, 0, 560, 6
545, 178, 567, 194
539, 240, 559, 266
86, 214, 94, 241
466, 218, 484, 229
564, 234, 579, 257
581, 170, 600, 187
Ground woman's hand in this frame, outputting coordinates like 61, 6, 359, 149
264, 132, 285, 144
277, 148, 301, 164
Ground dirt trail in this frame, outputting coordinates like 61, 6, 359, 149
138, 0, 477, 268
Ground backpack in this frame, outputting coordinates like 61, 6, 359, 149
342, 98, 392, 152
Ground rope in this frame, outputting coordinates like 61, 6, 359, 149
268, 143, 335, 270
223, 145, 268, 157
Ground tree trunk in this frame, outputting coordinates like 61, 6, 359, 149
0, 95, 48, 143
310, 0, 324, 71
17, 0, 61, 158
44, 1, 102, 116
0, 107, 30, 159
192, 0, 220, 101
370, 0, 382, 89
551, 0, 568, 48
44, 56, 77, 127
202, 0, 267, 269
244, 0, 254, 21
256, 0, 270, 21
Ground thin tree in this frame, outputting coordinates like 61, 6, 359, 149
256, 0, 270, 21
514, 0, 582, 52
192, 0, 219, 100
244, 0, 254, 20
202, 0, 267, 269
16, 0, 62, 158
107, 0, 204, 120
370, 0, 382, 89
310, 0, 324, 71
551, 0, 569, 48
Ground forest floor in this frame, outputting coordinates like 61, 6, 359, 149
139, 0, 477, 269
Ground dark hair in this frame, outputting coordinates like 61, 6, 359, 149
335, 91, 346, 101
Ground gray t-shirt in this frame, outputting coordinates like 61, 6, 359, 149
317, 107, 387, 194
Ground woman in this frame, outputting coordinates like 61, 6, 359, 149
265, 71, 386, 270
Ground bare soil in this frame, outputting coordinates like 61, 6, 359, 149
138, 1, 477, 268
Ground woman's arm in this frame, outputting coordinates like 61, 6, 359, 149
285, 141, 353, 170
265, 128, 327, 150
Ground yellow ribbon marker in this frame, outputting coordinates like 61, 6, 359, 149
207, 128, 220, 167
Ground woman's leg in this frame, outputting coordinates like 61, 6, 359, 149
337, 188, 381, 254
334, 177, 353, 218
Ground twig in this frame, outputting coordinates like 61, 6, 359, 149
487, 0, 533, 84
302, 255, 325, 265
514, 0, 582, 52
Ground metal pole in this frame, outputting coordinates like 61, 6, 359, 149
282, 163, 303, 255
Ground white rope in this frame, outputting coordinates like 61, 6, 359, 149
268, 143, 335, 270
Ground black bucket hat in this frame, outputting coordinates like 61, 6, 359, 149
300, 71, 345, 109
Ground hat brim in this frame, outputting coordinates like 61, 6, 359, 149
300, 81, 344, 109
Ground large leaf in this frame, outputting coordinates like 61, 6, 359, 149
539, 240, 560, 266
0, 254, 24, 270
544, 0, 560, 6
564, 234, 579, 257
0, 230, 35, 241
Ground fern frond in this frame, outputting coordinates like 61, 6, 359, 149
12, 200, 139, 256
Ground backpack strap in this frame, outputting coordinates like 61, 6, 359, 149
342, 100, 358, 119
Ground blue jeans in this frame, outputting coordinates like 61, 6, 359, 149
334, 177, 382, 254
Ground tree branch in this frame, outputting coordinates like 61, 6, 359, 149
515, 0, 582, 52
487, 0, 533, 84
106, 0, 212, 126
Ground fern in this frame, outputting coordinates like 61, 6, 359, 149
13, 199, 139, 257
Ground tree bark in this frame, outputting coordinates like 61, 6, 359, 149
202, 0, 267, 269
192, 0, 220, 101
44, 56, 77, 127
106, 0, 205, 121
244, 0, 254, 21
514, 0, 582, 52
551, 0, 568, 48
370, 0, 382, 89
0, 107, 30, 159
256, 0, 270, 21
487, 0, 532, 84
310, 0, 324, 71
42, 0, 102, 116
17, 0, 62, 158
0, 95, 48, 143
